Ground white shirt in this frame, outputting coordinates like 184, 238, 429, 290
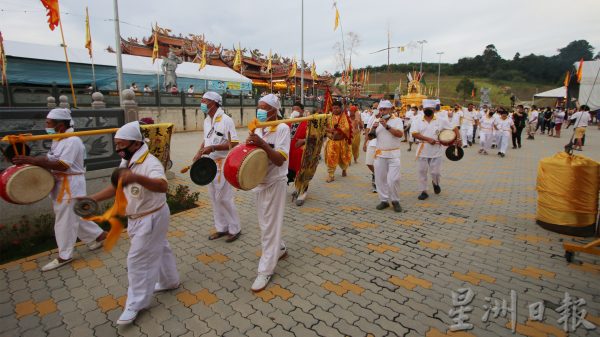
495, 117, 514, 135
529, 110, 539, 123
446, 112, 461, 128
290, 111, 301, 119
479, 115, 495, 132
366, 111, 379, 147
361, 111, 371, 124
46, 129, 87, 199
461, 109, 476, 127
203, 108, 239, 160
570, 111, 591, 127
412, 116, 453, 158
119, 143, 167, 217
375, 117, 404, 158
253, 123, 290, 190
554, 111, 565, 124
187, 87, 195, 94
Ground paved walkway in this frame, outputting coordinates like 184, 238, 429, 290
1, 128, 599, 337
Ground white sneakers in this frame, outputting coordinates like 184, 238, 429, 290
251, 274, 272, 292
117, 308, 138, 325
252, 246, 288, 292
41, 258, 72, 272
154, 282, 180, 293
87, 240, 104, 251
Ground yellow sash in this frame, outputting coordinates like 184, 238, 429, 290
85, 178, 128, 251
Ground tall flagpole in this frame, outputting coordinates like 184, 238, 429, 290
86, 7, 97, 91
113, 0, 124, 105
300, 0, 305, 105
58, 20, 77, 108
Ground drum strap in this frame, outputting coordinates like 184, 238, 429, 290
56, 172, 84, 204
84, 178, 128, 251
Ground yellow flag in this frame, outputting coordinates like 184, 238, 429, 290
334, 7, 340, 31
151, 25, 159, 64
399, 46, 405, 52
311, 60, 318, 80
199, 44, 207, 70
266, 49, 272, 72
233, 43, 242, 71
288, 57, 297, 78
84, 7, 92, 58
0, 31, 7, 85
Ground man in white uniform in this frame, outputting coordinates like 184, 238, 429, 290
373, 100, 404, 212
88, 122, 179, 325
478, 109, 496, 155
363, 102, 380, 192
459, 103, 476, 147
361, 108, 372, 129
566, 105, 592, 151
405, 106, 423, 152
13, 108, 106, 271
411, 100, 460, 200
246, 94, 290, 292
495, 108, 515, 157
193, 92, 241, 242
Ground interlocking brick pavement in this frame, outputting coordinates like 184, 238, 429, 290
1, 128, 599, 336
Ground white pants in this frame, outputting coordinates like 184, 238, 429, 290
492, 131, 499, 145
126, 204, 179, 311
461, 125, 473, 146
208, 172, 241, 235
479, 131, 493, 152
374, 157, 401, 202
417, 157, 442, 192
365, 146, 377, 166
498, 132, 510, 154
255, 180, 286, 276
53, 199, 103, 260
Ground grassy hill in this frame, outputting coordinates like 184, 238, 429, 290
358, 72, 557, 107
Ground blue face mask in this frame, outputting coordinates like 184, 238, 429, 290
45, 128, 56, 135
200, 103, 209, 113
256, 109, 268, 122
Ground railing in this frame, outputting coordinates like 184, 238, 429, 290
0, 85, 320, 109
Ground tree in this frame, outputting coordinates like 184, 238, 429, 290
456, 77, 475, 101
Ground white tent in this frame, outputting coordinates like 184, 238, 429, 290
4, 40, 251, 84
576, 60, 600, 111
534, 86, 566, 98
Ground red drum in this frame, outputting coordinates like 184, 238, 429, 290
223, 143, 268, 190
0, 165, 54, 204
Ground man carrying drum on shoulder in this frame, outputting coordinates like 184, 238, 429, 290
12, 108, 106, 271
245, 94, 290, 292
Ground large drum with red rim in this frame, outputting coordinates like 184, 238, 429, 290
0, 165, 55, 204
223, 144, 268, 190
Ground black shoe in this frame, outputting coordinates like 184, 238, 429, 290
376, 202, 390, 210
518, 145, 521, 148
433, 183, 441, 194
462, 145, 468, 149
468, 141, 472, 146
512, 146, 516, 149
497, 152, 501, 155
391, 201, 402, 212
500, 153, 505, 158
417, 192, 429, 200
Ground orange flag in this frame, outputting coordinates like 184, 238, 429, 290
471, 88, 475, 98
40, 0, 60, 31
576, 58, 584, 83
563, 71, 571, 87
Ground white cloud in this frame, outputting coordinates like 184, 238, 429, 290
1, 0, 598, 73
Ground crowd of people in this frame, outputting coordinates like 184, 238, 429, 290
11, 92, 594, 326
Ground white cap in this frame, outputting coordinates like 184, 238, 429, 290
47, 108, 71, 121
422, 99, 437, 109
115, 121, 143, 141
202, 91, 222, 105
259, 94, 281, 110
378, 100, 393, 109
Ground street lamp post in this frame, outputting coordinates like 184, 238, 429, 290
436, 51, 444, 98
300, 0, 305, 105
417, 40, 427, 73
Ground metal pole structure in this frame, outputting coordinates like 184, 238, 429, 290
436, 51, 444, 98
113, 0, 124, 106
300, 0, 305, 105
417, 40, 427, 74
